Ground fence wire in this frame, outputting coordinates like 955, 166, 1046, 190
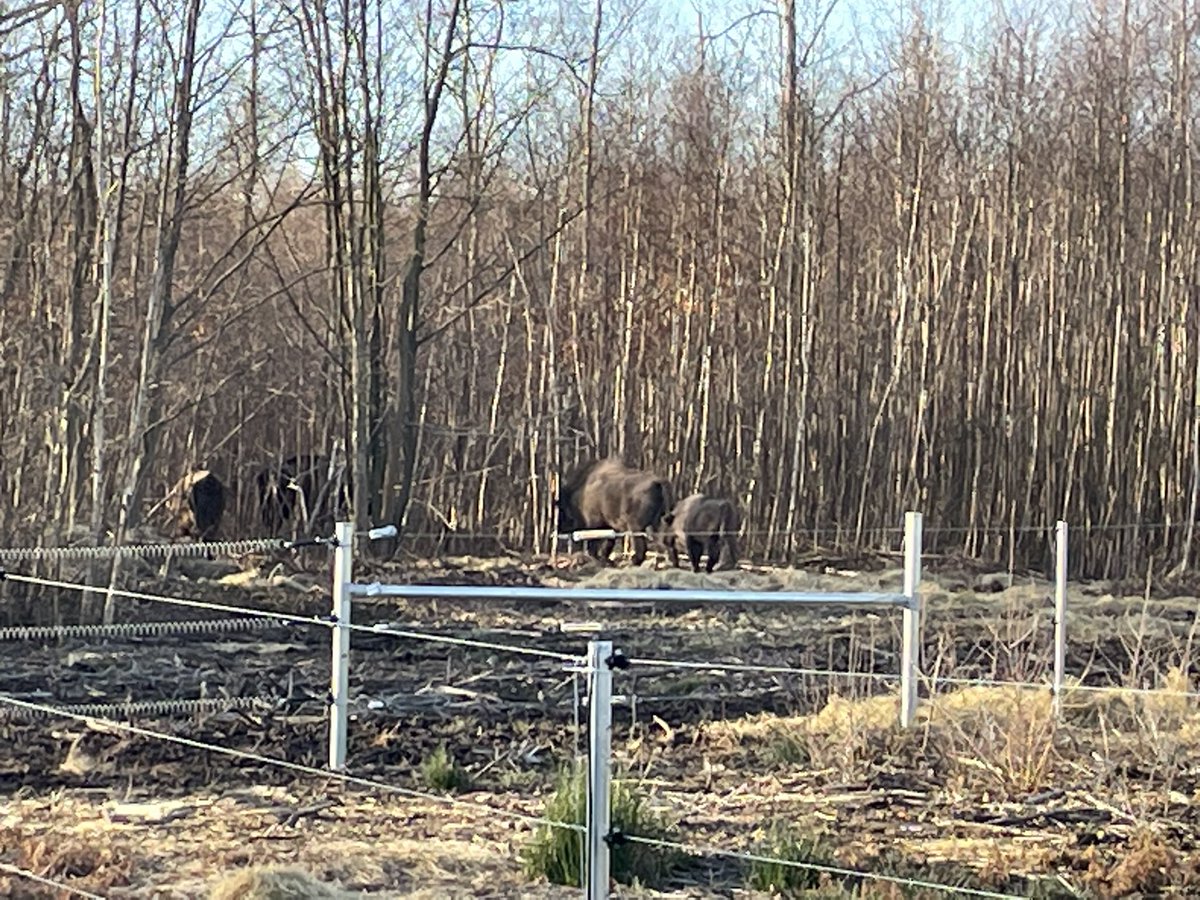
627, 656, 900, 682
0, 694, 584, 837
8, 572, 1197, 703
0, 861, 108, 899
622, 832, 1029, 899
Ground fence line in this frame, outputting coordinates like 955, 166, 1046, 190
0, 518, 1183, 564
931, 673, 1200, 702
621, 833, 1029, 899
0, 694, 585, 837
0, 861, 108, 899
930, 675, 1041, 691
1063, 681, 1200, 700
8, 567, 1197, 707
366, 622, 578, 661
448, 521, 1194, 539
390, 521, 1193, 541
625, 656, 900, 682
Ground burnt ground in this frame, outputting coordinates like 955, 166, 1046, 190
2, 549, 1200, 898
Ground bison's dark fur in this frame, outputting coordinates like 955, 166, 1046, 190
255, 455, 350, 535
170, 469, 226, 541
556, 458, 672, 566
661, 493, 741, 573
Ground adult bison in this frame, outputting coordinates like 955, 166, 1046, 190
169, 469, 226, 541
255, 455, 350, 535
661, 493, 741, 573
555, 458, 671, 566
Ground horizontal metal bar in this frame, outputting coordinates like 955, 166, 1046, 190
554, 529, 650, 542
570, 528, 621, 541
348, 582, 912, 609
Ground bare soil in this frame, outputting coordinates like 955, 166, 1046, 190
2, 548, 1200, 898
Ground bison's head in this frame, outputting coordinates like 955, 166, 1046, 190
555, 491, 582, 535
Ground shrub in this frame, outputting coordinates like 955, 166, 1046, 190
420, 744, 471, 793
522, 766, 678, 888
746, 820, 838, 895
764, 726, 811, 767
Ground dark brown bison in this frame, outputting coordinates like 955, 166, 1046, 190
661, 493, 741, 573
255, 455, 351, 535
170, 469, 226, 541
555, 458, 672, 566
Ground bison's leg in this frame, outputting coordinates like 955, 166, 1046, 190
705, 536, 721, 573
596, 537, 616, 564
665, 536, 681, 569
631, 533, 649, 566
685, 537, 704, 573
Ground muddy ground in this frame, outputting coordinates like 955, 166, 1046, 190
2, 547, 1200, 898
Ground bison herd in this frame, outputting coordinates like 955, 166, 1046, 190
167, 454, 741, 572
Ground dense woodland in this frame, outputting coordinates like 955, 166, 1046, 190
1, 0, 1199, 580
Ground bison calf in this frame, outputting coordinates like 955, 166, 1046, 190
661, 493, 741, 573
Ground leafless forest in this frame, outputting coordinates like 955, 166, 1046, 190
1, 0, 1199, 580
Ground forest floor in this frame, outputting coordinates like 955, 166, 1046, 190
2, 544, 1200, 898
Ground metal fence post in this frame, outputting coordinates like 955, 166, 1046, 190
900, 511, 923, 728
329, 521, 354, 770
1053, 520, 1068, 718
586, 639, 613, 900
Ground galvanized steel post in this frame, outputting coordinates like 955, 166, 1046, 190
900, 511, 923, 728
585, 639, 613, 900
329, 521, 354, 770
1053, 520, 1068, 718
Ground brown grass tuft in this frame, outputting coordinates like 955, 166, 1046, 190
3, 831, 132, 894
1082, 830, 1175, 898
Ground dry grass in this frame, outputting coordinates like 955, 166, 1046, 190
572, 564, 784, 592
729, 681, 1200, 786
693, 680, 1200, 896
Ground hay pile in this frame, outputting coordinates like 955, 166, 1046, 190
572, 564, 827, 593
209, 866, 352, 900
